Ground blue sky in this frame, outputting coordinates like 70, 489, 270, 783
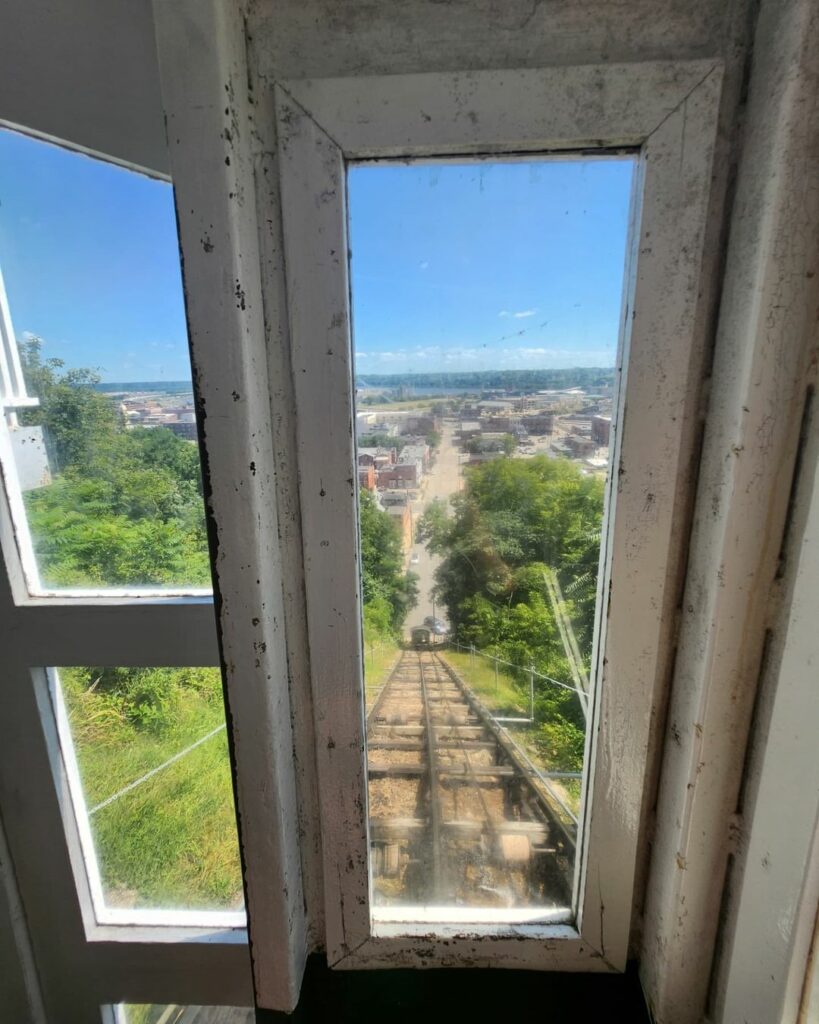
348, 158, 634, 374
0, 127, 191, 383
0, 126, 634, 383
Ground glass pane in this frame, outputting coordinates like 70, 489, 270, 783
0, 126, 209, 591
114, 1007, 253, 1024
52, 667, 242, 914
349, 157, 634, 917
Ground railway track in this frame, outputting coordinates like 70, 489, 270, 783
366, 649, 576, 910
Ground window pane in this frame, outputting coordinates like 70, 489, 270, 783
51, 667, 242, 914
0, 127, 209, 592
349, 157, 634, 917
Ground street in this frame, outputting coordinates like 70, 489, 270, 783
406, 421, 463, 633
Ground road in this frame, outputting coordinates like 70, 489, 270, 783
406, 421, 463, 633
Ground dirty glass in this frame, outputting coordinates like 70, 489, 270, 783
0, 126, 209, 592
50, 666, 242, 915
347, 157, 634, 916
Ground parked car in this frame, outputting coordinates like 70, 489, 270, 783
410, 553, 420, 564
424, 616, 448, 635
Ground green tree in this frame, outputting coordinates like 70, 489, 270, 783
19, 336, 121, 470
359, 488, 418, 636
420, 456, 603, 771
17, 338, 209, 587
359, 433, 404, 452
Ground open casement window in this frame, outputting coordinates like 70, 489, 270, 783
266, 62, 723, 971
0, 122, 299, 1016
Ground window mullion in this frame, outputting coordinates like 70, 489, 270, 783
152, 0, 309, 1011
10, 602, 219, 667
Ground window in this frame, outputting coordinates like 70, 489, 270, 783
50, 666, 241, 917
0, 126, 253, 1018
0, 127, 209, 595
274, 61, 722, 973
348, 156, 634, 918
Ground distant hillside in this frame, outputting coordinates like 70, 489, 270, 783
94, 381, 192, 394
356, 367, 615, 392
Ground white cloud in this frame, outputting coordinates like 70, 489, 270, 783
500, 308, 538, 319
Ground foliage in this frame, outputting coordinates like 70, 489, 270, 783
18, 336, 209, 587
420, 456, 604, 771
359, 432, 404, 452
19, 336, 121, 470
60, 666, 241, 909
359, 488, 418, 638
426, 430, 442, 449
465, 433, 516, 456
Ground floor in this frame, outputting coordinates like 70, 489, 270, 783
255, 955, 652, 1023
139, 955, 650, 1022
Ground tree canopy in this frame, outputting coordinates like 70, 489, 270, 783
359, 488, 418, 641
19, 338, 210, 587
417, 456, 605, 770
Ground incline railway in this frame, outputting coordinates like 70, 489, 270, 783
366, 649, 577, 910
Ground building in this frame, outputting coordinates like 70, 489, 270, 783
358, 446, 397, 469
457, 420, 482, 442
377, 463, 417, 488
480, 415, 514, 433
399, 442, 429, 475
563, 434, 597, 457
358, 464, 375, 490
521, 412, 554, 435
379, 489, 410, 508
166, 420, 198, 440
404, 414, 440, 436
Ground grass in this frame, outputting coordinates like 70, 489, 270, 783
441, 649, 527, 716
60, 667, 243, 911
363, 639, 401, 708
441, 650, 584, 817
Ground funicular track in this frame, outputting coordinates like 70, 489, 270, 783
367, 648, 576, 910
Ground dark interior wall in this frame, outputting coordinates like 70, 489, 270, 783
0, 0, 168, 175
249, 0, 752, 80
0, 0, 755, 172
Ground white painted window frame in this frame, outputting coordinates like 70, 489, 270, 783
0, 110, 306, 1013
273, 61, 723, 971
715, 401, 819, 1024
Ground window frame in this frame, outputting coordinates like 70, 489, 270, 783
272, 61, 723, 971
0, 94, 303, 1014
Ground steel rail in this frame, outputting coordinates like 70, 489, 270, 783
432, 652, 578, 853
366, 648, 409, 723
418, 652, 444, 899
